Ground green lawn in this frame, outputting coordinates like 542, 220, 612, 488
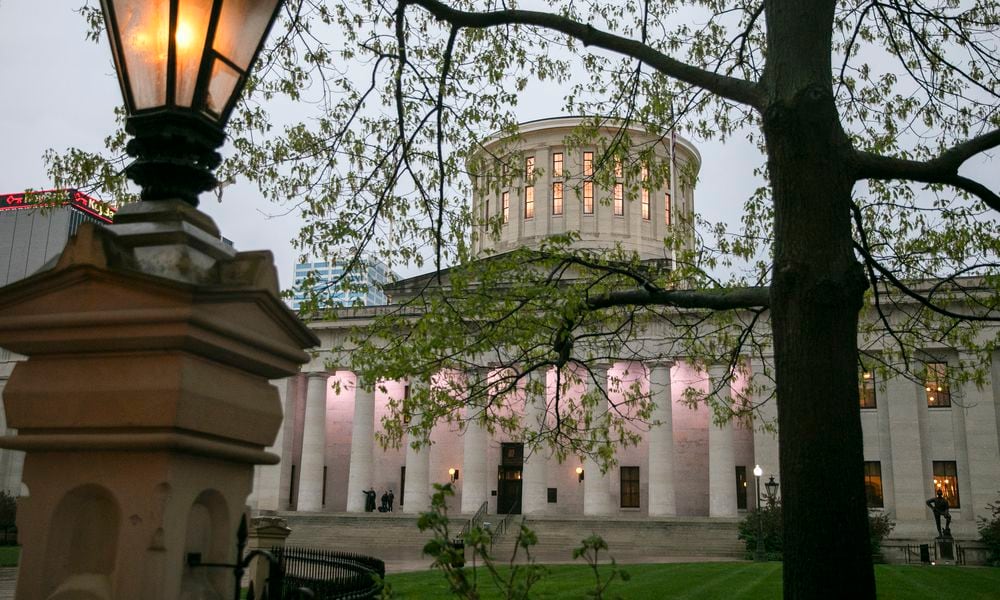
0, 547, 17, 568
383, 562, 1000, 599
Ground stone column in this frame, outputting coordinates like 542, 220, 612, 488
297, 372, 329, 512
403, 380, 431, 513
749, 358, 780, 485
961, 352, 1000, 519
345, 376, 377, 513
708, 364, 737, 517
522, 369, 548, 515
461, 368, 490, 514
647, 361, 676, 516
254, 378, 291, 511
583, 364, 612, 516
886, 373, 929, 520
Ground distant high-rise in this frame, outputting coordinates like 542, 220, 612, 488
0, 189, 117, 496
0, 189, 117, 287
290, 257, 393, 311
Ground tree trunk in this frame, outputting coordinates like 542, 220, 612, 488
764, 2, 874, 597
764, 73, 875, 600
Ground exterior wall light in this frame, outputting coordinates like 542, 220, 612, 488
576, 466, 584, 482
100, 0, 284, 205
449, 468, 459, 482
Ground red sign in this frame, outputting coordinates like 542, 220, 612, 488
0, 189, 117, 224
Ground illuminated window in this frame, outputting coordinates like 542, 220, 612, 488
614, 157, 623, 178
925, 362, 951, 407
552, 152, 563, 177
864, 461, 883, 508
613, 183, 624, 216
525, 156, 535, 180
583, 151, 594, 177
502, 192, 510, 224
641, 165, 650, 220
583, 180, 594, 214
620, 466, 640, 508
859, 370, 876, 409
524, 186, 535, 219
665, 192, 672, 225
552, 182, 563, 215
932, 461, 960, 508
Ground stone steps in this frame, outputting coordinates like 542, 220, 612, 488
272, 512, 745, 564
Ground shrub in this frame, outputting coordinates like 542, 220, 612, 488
737, 502, 783, 561
978, 492, 1000, 567
0, 491, 14, 529
868, 511, 895, 563
738, 502, 894, 563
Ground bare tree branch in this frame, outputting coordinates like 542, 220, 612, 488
400, 0, 766, 109
854, 128, 1000, 211
586, 286, 770, 311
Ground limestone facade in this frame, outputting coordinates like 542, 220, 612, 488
248, 118, 1000, 541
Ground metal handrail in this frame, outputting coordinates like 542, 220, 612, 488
489, 501, 521, 551
458, 501, 489, 540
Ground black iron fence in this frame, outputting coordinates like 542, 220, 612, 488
902, 541, 968, 565
267, 546, 385, 600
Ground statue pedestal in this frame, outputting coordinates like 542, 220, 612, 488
0, 203, 316, 599
935, 536, 956, 564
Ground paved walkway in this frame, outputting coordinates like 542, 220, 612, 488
0, 568, 15, 599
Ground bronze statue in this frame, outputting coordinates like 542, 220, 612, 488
926, 490, 952, 537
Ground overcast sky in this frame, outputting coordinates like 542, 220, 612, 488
0, 1, 311, 285
1, 1, 996, 291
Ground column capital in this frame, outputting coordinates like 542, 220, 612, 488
748, 355, 773, 372
708, 363, 731, 381
646, 358, 675, 370
306, 370, 331, 380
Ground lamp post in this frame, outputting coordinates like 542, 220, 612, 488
0, 3, 315, 598
765, 475, 779, 507
753, 464, 765, 561
100, 0, 284, 204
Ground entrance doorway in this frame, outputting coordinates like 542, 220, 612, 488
497, 443, 524, 514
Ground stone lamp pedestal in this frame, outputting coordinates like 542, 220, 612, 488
0, 201, 317, 600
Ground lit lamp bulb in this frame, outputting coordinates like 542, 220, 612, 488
575, 466, 584, 482
100, 0, 286, 205
175, 21, 195, 48
753, 464, 763, 477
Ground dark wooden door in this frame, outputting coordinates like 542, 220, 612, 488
496, 465, 522, 514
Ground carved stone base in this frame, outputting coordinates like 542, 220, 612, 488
0, 208, 316, 599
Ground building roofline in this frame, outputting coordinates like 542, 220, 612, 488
478, 115, 702, 171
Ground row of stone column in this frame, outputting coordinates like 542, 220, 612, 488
282, 360, 777, 516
